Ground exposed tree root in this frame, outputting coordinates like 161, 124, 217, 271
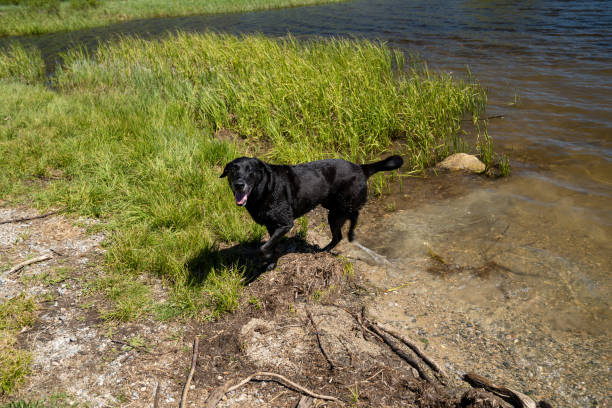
203, 372, 344, 407
463, 372, 537, 408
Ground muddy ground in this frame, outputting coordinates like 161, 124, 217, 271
1, 200, 554, 407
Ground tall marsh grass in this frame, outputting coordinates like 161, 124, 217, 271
0, 35, 488, 318
56, 33, 486, 166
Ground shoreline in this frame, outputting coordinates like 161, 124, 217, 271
0, 0, 349, 37
1, 202, 556, 407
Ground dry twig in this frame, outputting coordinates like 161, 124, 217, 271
366, 323, 435, 384
336, 305, 441, 385
306, 308, 336, 371
153, 382, 160, 408
179, 336, 200, 408
0, 210, 60, 225
204, 371, 343, 407
376, 322, 447, 381
4, 254, 52, 275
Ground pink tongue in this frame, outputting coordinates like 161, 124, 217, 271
235, 191, 248, 205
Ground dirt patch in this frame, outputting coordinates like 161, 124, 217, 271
1, 205, 543, 407
175, 250, 463, 408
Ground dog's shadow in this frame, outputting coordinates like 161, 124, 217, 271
185, 237, 321, 284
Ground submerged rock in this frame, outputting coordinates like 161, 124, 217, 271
437, 153, 486, 173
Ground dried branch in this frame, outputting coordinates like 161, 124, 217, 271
335, 304, 442, 385
306, 308, 336, 371
179, 336, 200, 408
153, 382, 160, 408
0, 210, 60, 225
366, 323, 435, 384
4, 254, 52, 275
376, 322, 447, 380
204, 371, 343, 407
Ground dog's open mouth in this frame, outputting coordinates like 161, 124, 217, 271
234, 191, 248, 206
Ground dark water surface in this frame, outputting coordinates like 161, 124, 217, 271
2, 1, 611, 403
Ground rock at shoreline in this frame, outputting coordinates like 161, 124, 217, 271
437, 153, 486, 173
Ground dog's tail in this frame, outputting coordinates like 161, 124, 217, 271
360, 155, 404, 179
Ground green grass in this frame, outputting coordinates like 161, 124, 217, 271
0, 401, 45, 408
0, 44, 44, 84
0, 393, 75, 408
0, 294, 37, 395
0, 0, 348, 36
0, 34, 489, 320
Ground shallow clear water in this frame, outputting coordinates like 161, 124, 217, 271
2, 1, 611, 402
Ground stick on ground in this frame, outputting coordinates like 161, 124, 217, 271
0, 210, 60, 225
153, 382, 160, 408
366, 323, 435, 384
376, 322, 447, 380
204, 372, 343, 407
306, 307, 336, 371
179, 336, 200, 408
4, 254, 52, 275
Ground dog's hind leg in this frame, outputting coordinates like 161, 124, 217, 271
347, 211, 359, 242
322, 211, 347, 252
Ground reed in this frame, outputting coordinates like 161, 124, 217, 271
55, 33, 486, 166
0, 35, 488, 319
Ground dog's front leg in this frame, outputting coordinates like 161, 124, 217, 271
260, 223, 293, 259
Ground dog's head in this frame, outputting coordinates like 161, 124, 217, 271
220, 157, 264, 207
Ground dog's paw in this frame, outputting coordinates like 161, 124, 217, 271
266, 262, 277, 271
259, 247, 273, 259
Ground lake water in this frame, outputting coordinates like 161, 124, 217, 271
2, 0, 611, 405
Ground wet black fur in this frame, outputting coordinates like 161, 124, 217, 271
220, 155, 403, 259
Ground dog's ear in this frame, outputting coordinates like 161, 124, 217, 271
220, 164, 229, 178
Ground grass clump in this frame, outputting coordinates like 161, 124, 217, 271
0, 393, 73, 408
55, 33, 486, 165
0, 0, 347, 36
0, 400, 46, 408
0, 35, 489, 319
0, 294, 38, 395
92, 273, 153, 322
0, 44, 45, 84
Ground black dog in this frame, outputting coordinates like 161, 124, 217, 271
220, 155, 403, 259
